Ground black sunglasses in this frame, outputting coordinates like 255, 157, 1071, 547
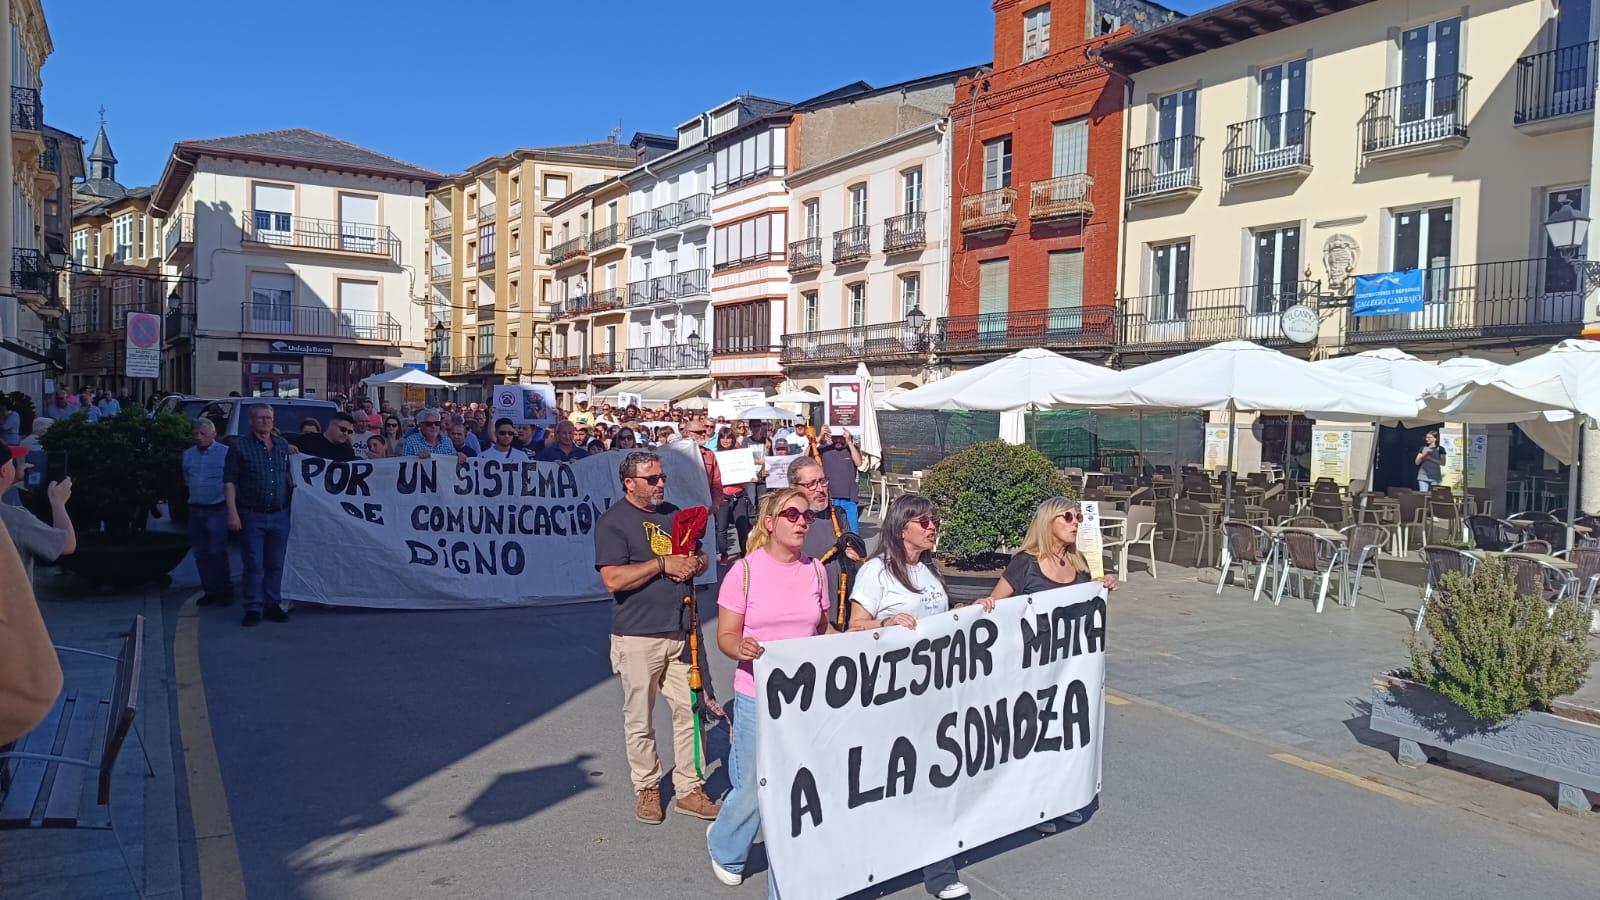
496, 430, 515, 436
775, 508, 817, 524
628, 473, 666, 486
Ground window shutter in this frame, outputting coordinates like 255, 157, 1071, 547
1052, 119, 1088, 177
979, 258, 1010, 316
1048, 250, 1083, 311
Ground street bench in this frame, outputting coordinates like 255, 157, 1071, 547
0, 615, 143, 828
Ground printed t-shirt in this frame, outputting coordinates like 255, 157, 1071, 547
593, 499, 686, 636
850, 558, 949, 622
717, 548, 828, 697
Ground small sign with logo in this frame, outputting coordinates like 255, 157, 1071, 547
125, 312, 161, 379
1278, 305, 1320, 344
269, 340, 334, 356
1353, 270, 1425, 317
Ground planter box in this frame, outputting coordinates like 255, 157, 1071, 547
1368, 676, 1600, 813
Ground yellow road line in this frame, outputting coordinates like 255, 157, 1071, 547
1270, 753, 1432, 805
1104, 693, 1131, 705
174, 592, 249, 899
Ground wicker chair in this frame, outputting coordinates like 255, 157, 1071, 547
1556, 546, 1600, 612
1282, 515, 1328, 529
1342, 523, 1390, 607
1171, 498, 1215, 566
1218, 520, 1275, 602
1416, 546, 1479, 632
1273, 529, 1343, 612
1467, 515, 1518, 552
1507, 538, 1553, 555
1531, 520, 1570, 553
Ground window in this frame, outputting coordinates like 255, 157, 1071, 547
848, 283, 866, 328
248, 271, 295, 333
340, 193, 379, 252
1155, 89, 1198, 174
579, 212, 589, 236
478, 325, 496, 363
337, 279, 381, 338
714, 213, 781, 268
136, 214, 146, 258
1252, 225, 1301, 313
804, 199, 820, 239
979, 258, 1010, 337
540, 279, 551, 305
1023, 4, 1051, 61
712, 299, 771, 353
713, 129, 787, 190
983, 138, 1013, 190
432, 326, 451, 362
541, 228, 552, 251
849, 185, 869, 228
72, 230, 86, 265
1048, 250, 1084, 317
113, 214, 133, 261
1259, 59, 1308, 149
543, 174, 569, 200
89, 287, 101, 331
902, 168, 923, 214
803, 291, 819, 332
1392, 204, 1452, 301
251, 183, 294, 240
1150, 240, 1190, 320
510, 227, 521, 256
1400, 18, 1461, 124
538, 331, 552, 357
467, 193, 478, 217
509, 279, 521, 307
479, 222, 496, 265
900, 273, 921, 318
607, 200, 619, 226
1051, 118, 1089, 177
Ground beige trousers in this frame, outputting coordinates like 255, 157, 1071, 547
609, 633, 703, 795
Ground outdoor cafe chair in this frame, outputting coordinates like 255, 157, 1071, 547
1341, 523, 1391, 607
1218, 520, 1274, 602
1500, 555, 1574, 607
1415, 546, 1480, 633
1509, 509, 1557, 523
1553, 547, 1600, 612
1112, 505, 1160, 580
1394, 491, 1431, 556
1347, 478, 1368, 498
1309, 497, 1346, 528
1531, 519, 1570, 553
1467, 515, 1518, 552
1466, 488, 1494, 518
1507, 538, 1553, 556
1263, 497, 1294, 524
1171, 498, 1215, 566
1273, 530, 1343, 613
1282, 515, 1328, 529
1427, 493, 1462, 544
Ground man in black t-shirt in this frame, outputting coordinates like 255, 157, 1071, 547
593, 450, 719, 825
286, 411, 358, 462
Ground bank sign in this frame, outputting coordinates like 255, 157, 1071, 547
269, 340, 334, 356
1352, 270, 1425, 317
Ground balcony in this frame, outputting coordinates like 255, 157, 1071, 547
627, 269, 711, 306
625, 343, 709, 371
589, 222, 627, 252
241, 211, 402, 262
1515, 42, 1598, 133
1117, 282, 1320, 352
1127, 137, 1203, 203
238, 302, 403, 342
781, 322, 930, 365
668, 193, 712, 229
883, 212, 927, 252
832, 225, 871, 264
583, 351, 619, 375
479, 251, 496, 272
430, 215, 452, 236
960, 188, 1017, 235
546, 234, 588, 265
937, 307, 1114, 355
165, 303, 196, 341
38, 136, 60, 173
1345, 257, 1582, 345
1224, 112, 1314, 184
588, 286, 626, 312
445, 356, 495, 373
628, 209, 661, 239
11, 86, 40, 131
788, 237, 823, 273
1361, 75, 1471, 160
12, 248, 51, 295
163, 214, 194, 260
477, 304, 496, 323
430, 261, 453, 282
479, 201, 497, 221
550, 354, 583, 376
1029, 174, 1095, 222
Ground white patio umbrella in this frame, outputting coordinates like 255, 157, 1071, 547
855, 362, 882, 473
361, 366, 457, 389
731, 405, 803, 421
884, 347, 1113, 412
766, 389, 824, 404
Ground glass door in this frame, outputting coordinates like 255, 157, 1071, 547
1258, 59, 1307, 162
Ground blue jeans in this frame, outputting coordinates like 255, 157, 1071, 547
834, 498, 860, 533
239, 508, 289, 612
1418, 478, 1437, 493
188, 505, 232, 597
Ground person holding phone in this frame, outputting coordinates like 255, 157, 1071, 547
817, 425, 863, 532
1415, 430, 1445, 492
0, 440, 74, 585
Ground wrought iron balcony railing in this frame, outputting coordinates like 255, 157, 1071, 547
832, 225, 871, 264
11, 86, 40, 130
883, 212, 927, 252
936, 307, 1114, 354
781, 322, 931, 364
1361, 74, 1471, 156
165, 303, 196, 341
1345, 257, 1583, 344
1127, 137, 1203, 200
445, 356, 495, 373
1224, 111, 1314, 181
787, 237, 823, 273
242, 211, 401, 261
627, 269, 711, 307
550, 354, 583, 376
1029, 174, 1095, 221
163, 214, 194, 259
238, 302, 403, 342
959, 188, 1017, 234
1117, 281, 1320, 351
546, 234, 588, 264
12, 248, 50, 294
430, 261, 452, 281
625, 343, 709, 371
430, 215, 452, 236
589, 222, 627, 251
588, 286, 626, 311
669, 193, 712, 228
1515, 41, 1598, 125
39, 136, 60, 173
628, 208, 661, 238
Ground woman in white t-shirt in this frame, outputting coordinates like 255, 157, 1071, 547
845, 492, 969, 900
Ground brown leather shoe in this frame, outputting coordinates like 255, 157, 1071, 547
674, 786, 721, 820
635, 785, 664, 825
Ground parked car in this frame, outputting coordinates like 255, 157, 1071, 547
199, 398, 339, 442
150, 395, 219, 421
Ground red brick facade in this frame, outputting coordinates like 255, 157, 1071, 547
948, 1, 1132, 358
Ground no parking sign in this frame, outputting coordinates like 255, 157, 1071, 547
125, 312, 161, 379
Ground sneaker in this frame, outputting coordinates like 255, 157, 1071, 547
635, 785, 664, 825
1062, 810, 1085, 825
936, 882, 971, 899
1035, 810, 1086, 834
263, 605, 290, 623
674, 786, 721, 820
241, 611, 262, 628
707, 823, 742, 886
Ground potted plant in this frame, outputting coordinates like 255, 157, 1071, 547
35, 406, 194, 589
921, 440, 1073, 581
1368, 557, 1599, 812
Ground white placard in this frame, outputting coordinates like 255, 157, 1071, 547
492, 384, 557, 426
765, 464, 790, 489
280, 442, 714, 609
617, 391, 643, 409
1202, 426, 1234, 471
715, 447, 758, 484
755, 583, 1106, 900
1077, 500, 1105, 580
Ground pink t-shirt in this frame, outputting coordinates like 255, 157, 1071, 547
718, 548, 828, 697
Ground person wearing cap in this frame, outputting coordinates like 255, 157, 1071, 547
0, 439, 75, 585
569, 393, 596, 428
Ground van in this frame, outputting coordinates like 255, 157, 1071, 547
150, 395, 219, 421
200, 398, 340, 442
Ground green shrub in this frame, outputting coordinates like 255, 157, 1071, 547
921, 440, 1073, 566
39, 407, 191, 540
1408, 557, 1594, 721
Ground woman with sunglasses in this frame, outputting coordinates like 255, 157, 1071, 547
707, 487, 834, 890
382, 417, 403, 447
844, 492, 968, 898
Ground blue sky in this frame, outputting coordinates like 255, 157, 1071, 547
44, 0, 1207, 186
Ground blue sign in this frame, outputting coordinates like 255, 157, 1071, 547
1353, 270, 1425, 317
403, 362, 427, 371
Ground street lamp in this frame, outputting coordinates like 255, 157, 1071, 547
687, 330, 701, 348
46, 248, 67, 269
1545, 196, 1600, 287
904, 304, 927, 334
167, 287, 182, 309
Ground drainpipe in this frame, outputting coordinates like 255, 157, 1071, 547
0, 0, 13, 305
933, 116, 951, 383
1116, 72, 1135, 367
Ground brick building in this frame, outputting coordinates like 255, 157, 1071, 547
944, 0, 1180, 369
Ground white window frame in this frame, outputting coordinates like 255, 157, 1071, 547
983, 138, 1013, 190
848, 282, 866, 328
1149, 239, 1191, 321
899, 272, 921, 318
902, 168, 923, 214
849, 185, 869, 228
1023, 4, 1052, 62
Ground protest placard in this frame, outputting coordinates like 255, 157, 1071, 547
1077, 501, 1105, 580
492, 384, 557, 426
715, 447, 759, 484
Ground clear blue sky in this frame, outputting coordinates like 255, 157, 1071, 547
44, 0, 1208, 187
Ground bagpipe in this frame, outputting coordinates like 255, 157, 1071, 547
669, 505, 727, 779
805, 426, 866, 630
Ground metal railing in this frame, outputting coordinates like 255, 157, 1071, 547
781, 322, 931, 364
628, 208, 661, 239
1029, 174, 1095, 221
1345, 257, 1583, 344
788, 237, 823, 272
883, 212, 927, 252
1117, 281, 1320, 350
242, 211, 401, 261
11, 86, 39, 130
547, 234, 588, 264
39, 136, 60, 173
479, 251, 496, 271
936, 307, 1114, 354
1127, 137, 1203, 199
163, 214, 193, 258
670, 193, 712, 227
832, 225, 871, 264
550, 355, 583, 375
1361, 75, 1471, 154
627, 269, 711, 306
12, 248, 50, 294
588, 286, 626, 311
445, 356, 495, 373
589, 222, 627, 251
430, 261, 452, 281
960, 188, 1017, 232
1224, 111, 1314, 179
238, 302, 403, 342
626, 343, 709, 371
478, 201, 497, 221
430, 215, 452, 235
165, 304, 196, 341
1515, 41, 1598, 124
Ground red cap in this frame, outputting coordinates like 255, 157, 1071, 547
5, 445, 26, 461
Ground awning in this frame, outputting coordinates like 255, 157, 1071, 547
640, 377, 714, 406
603, 380, 655, 402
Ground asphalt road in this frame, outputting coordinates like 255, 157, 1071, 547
192, 592, 1598, 900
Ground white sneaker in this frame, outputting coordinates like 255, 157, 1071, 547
936, 883, 971, 899
1062, 810, 1086, 825
707, 823, 742, 886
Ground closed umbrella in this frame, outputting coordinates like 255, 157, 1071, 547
854, 363, 882, 473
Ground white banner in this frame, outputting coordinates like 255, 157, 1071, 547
281, 442, 715, 609
754, 583, 1107, 900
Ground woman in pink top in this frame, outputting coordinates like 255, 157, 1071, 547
707, 487, 832, 891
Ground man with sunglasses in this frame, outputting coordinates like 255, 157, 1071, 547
401, 410, 460, 461
594, 451, 719, 825
286, 411, 358, 462
480, 417, 529, 461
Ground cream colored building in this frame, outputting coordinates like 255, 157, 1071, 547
427, 143, 635, 404
149, 129, 441, 399
546, 176, 633, 406
1099, 0, 1593, 501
